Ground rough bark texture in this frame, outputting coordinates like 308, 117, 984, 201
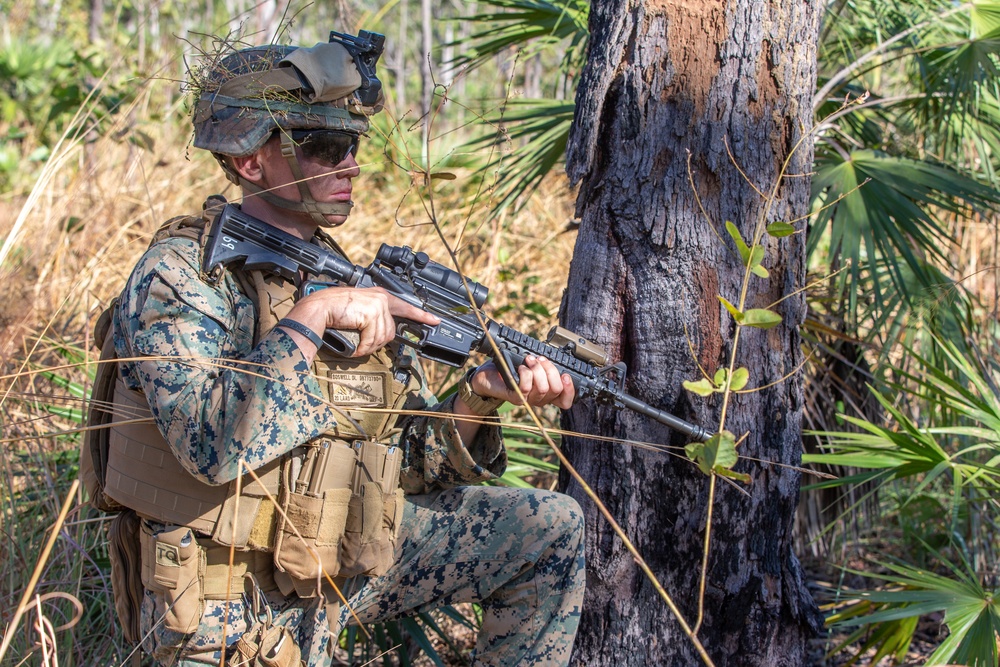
560, 1, 824, 665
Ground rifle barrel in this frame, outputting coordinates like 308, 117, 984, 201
616, 393, 712, 442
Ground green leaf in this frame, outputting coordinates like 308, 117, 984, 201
730, 367, 749, 391
685, 430, 744, 479
523, 302, 551, 317
127, 129, 155, 152
713, 368, 727, 385
716, 467, 752, 484
728, 222, 769, 277
766, 221, 795, 237
742, 308, 782, 329
726, 220, 752, 265
718, 296, 744, 322
683, 378, 717, 397
747, 245, 769, 278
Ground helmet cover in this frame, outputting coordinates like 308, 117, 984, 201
191, 41, 384, 157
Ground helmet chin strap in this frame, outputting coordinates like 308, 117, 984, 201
224, 132, 355, 228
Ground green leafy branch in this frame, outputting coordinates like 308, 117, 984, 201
679, 95, 874, 633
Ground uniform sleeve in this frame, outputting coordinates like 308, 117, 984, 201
392, 347, 507, 494
115, 238, 336, 485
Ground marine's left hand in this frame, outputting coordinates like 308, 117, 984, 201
469, 356, 576, 410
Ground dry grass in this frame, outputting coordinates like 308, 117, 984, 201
0, 81, 579, 663
0, 123, 578, 357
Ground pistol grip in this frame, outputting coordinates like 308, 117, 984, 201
323, 329, 360, 356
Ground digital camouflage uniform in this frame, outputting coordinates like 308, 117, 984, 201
114, 232, 586, 665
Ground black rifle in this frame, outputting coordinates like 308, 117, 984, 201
204, 204, 712, 442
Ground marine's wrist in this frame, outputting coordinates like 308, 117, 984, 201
457, 367, 505, 416
277, 318, 323, 350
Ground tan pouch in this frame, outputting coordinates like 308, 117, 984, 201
232, 623, 302, 667
272, 488, 352, 585
258, 625, 302, 667
139, 523, 204, 633
272, 453, 353, 593
272, 441, 356, 592
339, 441, 404, 578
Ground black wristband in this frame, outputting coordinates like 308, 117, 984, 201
277, 318, 324, 350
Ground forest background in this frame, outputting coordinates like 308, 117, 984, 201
1, 0, 1000, 665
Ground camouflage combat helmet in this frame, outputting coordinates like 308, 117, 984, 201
191, 31, 385, 225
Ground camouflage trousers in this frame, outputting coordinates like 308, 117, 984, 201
140, 485, 586, 666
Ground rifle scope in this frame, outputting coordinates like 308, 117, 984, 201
375, 244, 489, 309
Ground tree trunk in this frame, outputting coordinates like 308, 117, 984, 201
560, 1, 824, 665
88, 0, 102, 44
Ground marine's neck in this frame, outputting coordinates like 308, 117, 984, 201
239, 193, 318, 241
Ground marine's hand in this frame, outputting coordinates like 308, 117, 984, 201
282, 286, 439, 358
469, 356, 576, 410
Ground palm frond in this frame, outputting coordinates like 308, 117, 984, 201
448, 0, 588, 74
805, 334, 1000, 499
829, 558, 1000, 667
464, 98, 574, 215
809, 149, 999, 330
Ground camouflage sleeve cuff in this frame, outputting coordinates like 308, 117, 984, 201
398, 394, 506, 494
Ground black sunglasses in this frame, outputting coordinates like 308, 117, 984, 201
288, 130, 360, 165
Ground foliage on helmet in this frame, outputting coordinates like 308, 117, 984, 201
188, 40, 382, 158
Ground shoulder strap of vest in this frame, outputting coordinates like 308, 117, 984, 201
81, 195, 237, 512
149, 193, 227, 248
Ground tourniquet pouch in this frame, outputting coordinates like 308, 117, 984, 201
139, 523, 203, 633
108, 509, 143, 644
339, 440, 405, 578
272, 441, 355, 586
232, 623, 302, 667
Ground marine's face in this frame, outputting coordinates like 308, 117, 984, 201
258, 130, 362, 228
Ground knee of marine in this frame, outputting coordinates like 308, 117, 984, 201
534, 489, 585, 546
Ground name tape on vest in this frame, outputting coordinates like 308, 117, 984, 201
328, 371, 388, 406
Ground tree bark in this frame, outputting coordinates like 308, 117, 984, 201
88, 0, 102, 44
560, 1, 824, 665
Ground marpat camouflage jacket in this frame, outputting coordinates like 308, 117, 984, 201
113, 233, 506, 494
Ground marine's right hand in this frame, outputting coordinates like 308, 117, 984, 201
280, 286, 439, 359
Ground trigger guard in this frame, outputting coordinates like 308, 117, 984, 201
395, 320, 428, 346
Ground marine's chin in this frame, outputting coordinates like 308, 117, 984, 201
316, 199, 353, 228
317, 212, 349, 228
